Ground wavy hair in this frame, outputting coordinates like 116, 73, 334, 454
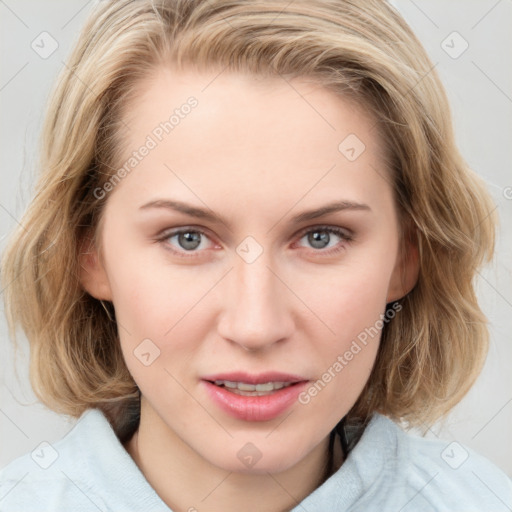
1, 0, 495, 441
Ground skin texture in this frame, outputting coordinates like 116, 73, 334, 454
80, 66, 418, 512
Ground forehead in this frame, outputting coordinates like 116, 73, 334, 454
122, 65, 381, 153
108, 65, 392, 218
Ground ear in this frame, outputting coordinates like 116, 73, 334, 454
386, 228, 420, 303
78, 232, 113, 301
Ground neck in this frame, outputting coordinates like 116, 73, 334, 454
124, 399, 344, 512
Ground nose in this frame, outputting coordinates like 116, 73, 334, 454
216, 252, 295, 352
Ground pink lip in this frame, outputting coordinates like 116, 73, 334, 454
201, 372, 309, 422
201, 371, 308, 385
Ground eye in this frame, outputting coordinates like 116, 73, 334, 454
158, 228, 216, 257
157, 225, 353, 259
295, 226, 352, 254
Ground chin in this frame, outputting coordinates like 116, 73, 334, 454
204, 443, 306, 475
221, 457, 297, 475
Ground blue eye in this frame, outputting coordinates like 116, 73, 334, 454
296, 226, 352, 254
161, 229, 214, 255
157, 225, 352, 258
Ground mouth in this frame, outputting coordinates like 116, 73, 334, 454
200, 371, 309, 421
205, 379, 301, 396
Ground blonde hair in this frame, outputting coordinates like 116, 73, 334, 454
1, 0, 495, 440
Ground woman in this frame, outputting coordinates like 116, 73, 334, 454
1, 0, 510, 510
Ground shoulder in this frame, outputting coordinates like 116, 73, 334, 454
0, 408, 168, 512
0, 409, 110, 511
355, 413, 512, 511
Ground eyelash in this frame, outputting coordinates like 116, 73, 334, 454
156, 225, 353, 259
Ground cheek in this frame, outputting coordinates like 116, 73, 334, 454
112, 266, 212, 402
292, 254, 394, 411
332, 270, 391, 340
103, 242, 217, 380
294, 255, 394, 345
295, 277, 385, 424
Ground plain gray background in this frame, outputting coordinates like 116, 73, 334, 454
1, 0, 511, 480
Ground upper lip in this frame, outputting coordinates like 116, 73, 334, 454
202, 371, 309, 385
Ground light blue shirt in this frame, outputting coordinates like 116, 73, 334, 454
0, 408, 511, 511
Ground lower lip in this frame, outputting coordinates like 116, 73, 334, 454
201, 380, 309, 422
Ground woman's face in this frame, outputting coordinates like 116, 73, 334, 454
82, 66, 415, 473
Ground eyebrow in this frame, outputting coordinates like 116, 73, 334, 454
138, 198, 371, 228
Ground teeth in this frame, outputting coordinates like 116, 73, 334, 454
213, 380, 293, 394
238, 381, 260, 391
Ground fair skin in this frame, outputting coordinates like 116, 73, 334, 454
80, 66, 418, 512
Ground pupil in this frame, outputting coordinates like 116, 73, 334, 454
179, 231, 201, 250
309, 231, 329, 249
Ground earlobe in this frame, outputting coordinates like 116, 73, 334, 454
78, 234, 113, 301
386, 229, 420, 303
